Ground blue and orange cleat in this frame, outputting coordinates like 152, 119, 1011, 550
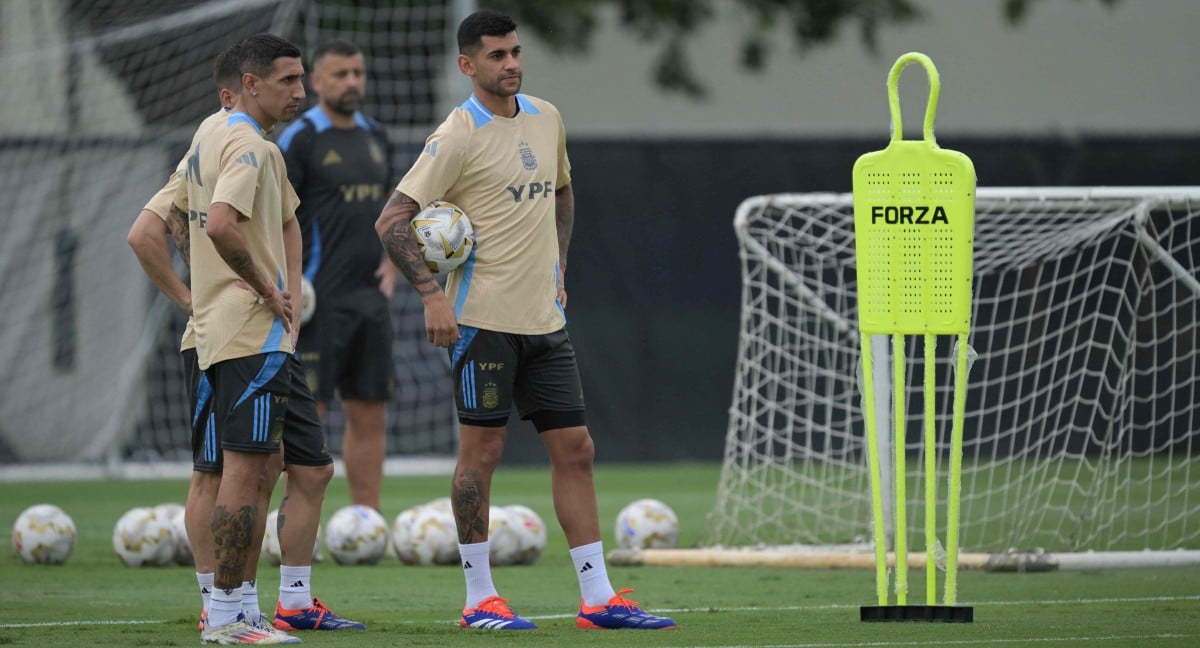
460, 595, 538, 630
273, 597, 365, 631
577, 588, 677, 629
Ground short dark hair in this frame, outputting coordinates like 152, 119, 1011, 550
457, 10, 517, 55
312, 39, 362, 68
237, 33, 302, 79
212, 42, 243, 91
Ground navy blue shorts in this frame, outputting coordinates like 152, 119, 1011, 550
183, 348, 219, 473
205, 352, 332, 466
297, 290, 394, 403
449, 327, 586, 432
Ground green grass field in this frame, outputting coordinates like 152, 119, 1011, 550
2, 462, 1198, 647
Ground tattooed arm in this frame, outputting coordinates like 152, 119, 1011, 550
127, 209, 192, 315
554, 182, 574, 308
375, 191, 459, 347
207, 202, 292, 333
168, 203, 191, 268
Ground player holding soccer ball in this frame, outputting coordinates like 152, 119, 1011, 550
376, 10, 675, 631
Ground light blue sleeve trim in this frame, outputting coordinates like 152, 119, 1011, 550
516, 94, 540, 115
227, 112, 264, 135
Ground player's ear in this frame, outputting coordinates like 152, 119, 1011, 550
242, 72, 259, 97
457, 53, 473, 77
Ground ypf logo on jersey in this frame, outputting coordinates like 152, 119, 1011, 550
518, 141, 537, 171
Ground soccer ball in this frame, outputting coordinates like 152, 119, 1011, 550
299, 277, 316, 324
113, 506, 176, 566
261, 508, 323, 566
390, 505, 425, 565
504, 504, 548, 565
487, 506, 520, 566
411, 201, 474, 274
12, 504, 76, 565
410, 507, 459, 566
324, 505, 389, 565
425, 497, 453, 513
614, 498, 680, 550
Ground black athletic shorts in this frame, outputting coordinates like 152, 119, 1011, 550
205, 352, 333, 467
297, 289, 394, 403
449, 326, 586, 432
183, 348, 220, 473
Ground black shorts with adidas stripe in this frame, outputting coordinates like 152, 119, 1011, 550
449, 327, 586, 432
205, 352, 332, 466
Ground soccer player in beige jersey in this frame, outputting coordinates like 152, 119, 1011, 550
128, 43, 285, 634
171, 34, 360, 643
135, 40, 361, 643
376, 10, 676, 631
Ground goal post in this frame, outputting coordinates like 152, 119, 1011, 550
683, 186, 1200, 569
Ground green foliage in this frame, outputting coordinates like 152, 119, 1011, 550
493, 0, 1123, 97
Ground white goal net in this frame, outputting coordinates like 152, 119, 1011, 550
707, 187, 1200, 555
0, 0, 469, 470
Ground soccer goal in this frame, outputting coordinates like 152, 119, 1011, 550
0, 0, 472, 476
681, 187, 1200, 570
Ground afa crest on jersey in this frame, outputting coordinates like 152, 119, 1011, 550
518, 141, 537, 171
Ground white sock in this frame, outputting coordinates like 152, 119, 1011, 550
279, 565, 313, 610
459, 541, 498, 609
570, 541, 616, 607
207, 585, 243, 628
241, 579, 260, 622
196, 572, 214, 615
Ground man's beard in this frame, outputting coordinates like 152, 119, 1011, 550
483, 74, 521, 98
327, 94, 361, 115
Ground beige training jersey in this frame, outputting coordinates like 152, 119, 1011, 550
172, 111, 300, 369
143, 158, 196, 352
398, 93, 572, 335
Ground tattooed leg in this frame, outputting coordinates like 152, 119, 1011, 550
452, 425, 506, 544
210, 451, 271, 591
212, 504, 256, 591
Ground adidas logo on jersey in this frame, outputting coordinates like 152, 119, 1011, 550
322, 149, 343, 166
235, 151, 258, 168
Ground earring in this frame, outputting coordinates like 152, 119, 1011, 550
252, 91, 259, 96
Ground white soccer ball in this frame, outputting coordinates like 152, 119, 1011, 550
299, 277, 316, 325
614, 498, 680, 550
487, 506, 520, 566
12, 504, 76, 565
113, 506, 176, 566
425, 497, 453, 513
324, 505, 389, 565
410, 507, 459, 566
391, 505, 425, 565
504, 504, 548, 565
411, 201, 474, 274
262, 508, 325, 566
